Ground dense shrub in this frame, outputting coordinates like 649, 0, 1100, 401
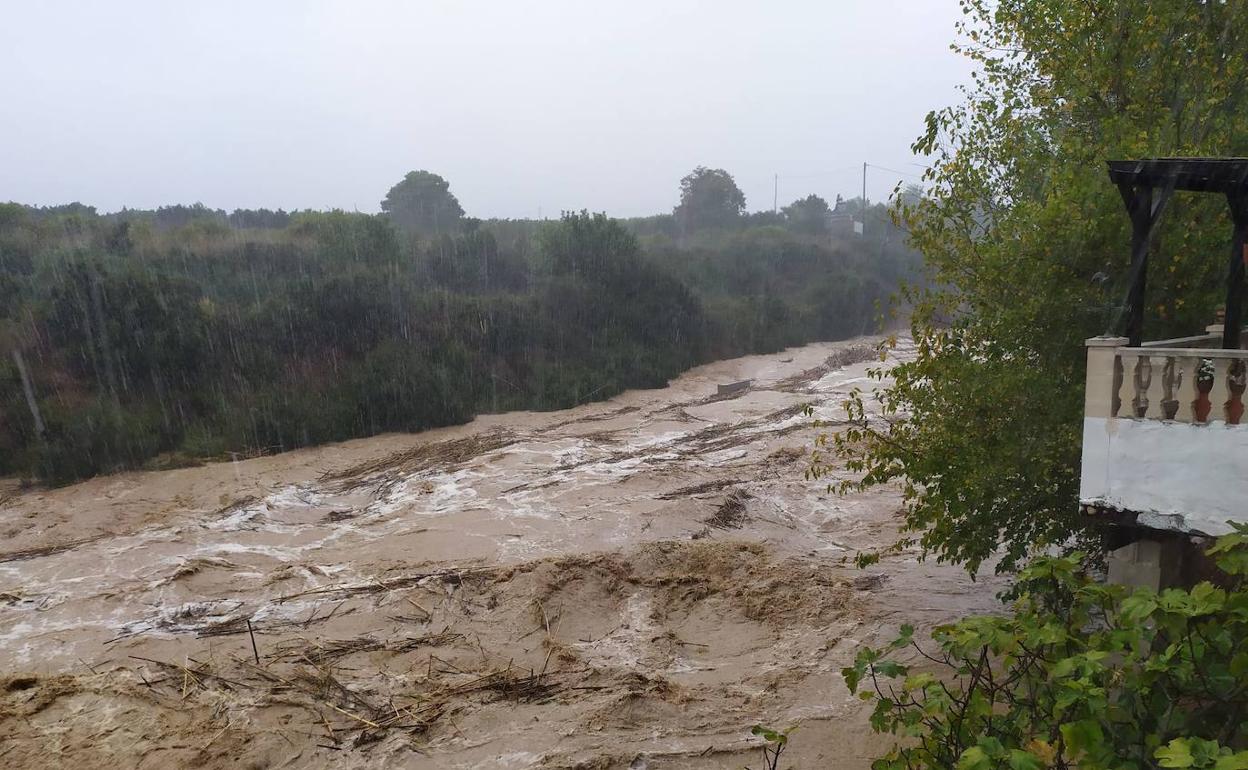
846, 527, 1248, 770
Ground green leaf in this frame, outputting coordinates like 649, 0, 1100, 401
1007, 749, 1043, 770
1120, 591, 1159, 624
1156, 739, 1195, 768
1060, 720, 1104, 756
977, 737, 1005, 758
751, 725, 781, 743
842, 669, 860, 693
957, 746, 992, 770
1213, 752, 1248, 770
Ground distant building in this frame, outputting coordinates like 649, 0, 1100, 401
825, 195, 857, 237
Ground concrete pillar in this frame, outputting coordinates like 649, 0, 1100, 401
1085, 336, 1128, 419
1105, 538, 1183, 591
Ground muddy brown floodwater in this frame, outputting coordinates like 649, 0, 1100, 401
0, 337, 1005, 770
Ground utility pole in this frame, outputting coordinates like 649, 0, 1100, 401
862, 162, 868, 236
773, 174, 778, 215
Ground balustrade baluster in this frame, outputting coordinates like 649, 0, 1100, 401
1142, 355, 1167, 419
1208, 358, 1232, 423
1159, 355, 1179, 419
1116, 352, 1138, 419
1228, 360, 1246, 424
1110, 353, 1124, 418
1172, 355, 1197, 423
1131, 354, 1152, 418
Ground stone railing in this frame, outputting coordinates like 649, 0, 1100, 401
1138, 331, 1223, 350
1082, 328, 1248, 538
1086, 335, 1248, 424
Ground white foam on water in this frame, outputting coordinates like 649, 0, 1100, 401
569, 593, 655, 670
499, 489, 560, 520
700, 448, 749, 465
113, 598, 245, 640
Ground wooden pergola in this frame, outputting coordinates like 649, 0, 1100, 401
1107, 158, 1248, 348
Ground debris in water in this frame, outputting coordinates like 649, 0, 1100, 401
322, 428, 517, 490
659, 479, 741, 499
703, 491, 750, 529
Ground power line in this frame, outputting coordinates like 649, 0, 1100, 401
774, 163, 927, 182
865, 163, 928, 179
767, 161, 929, 217
772, 165, 863, 180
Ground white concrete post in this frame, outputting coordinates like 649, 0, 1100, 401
1106, 539, 1183, 590
1085, 336, 1128, 419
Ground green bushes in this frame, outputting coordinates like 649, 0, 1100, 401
1, 207, 908, 483
35, 399, 171, 484
846, 527, 1248, 770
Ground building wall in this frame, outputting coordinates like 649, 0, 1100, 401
1080, 416, 1248, 535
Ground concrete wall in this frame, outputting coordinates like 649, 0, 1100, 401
1080, 416, 1248, 536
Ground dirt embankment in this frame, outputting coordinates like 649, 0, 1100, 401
0, 338, 1004, 769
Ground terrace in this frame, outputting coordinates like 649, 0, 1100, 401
1080, 159, 1248, 583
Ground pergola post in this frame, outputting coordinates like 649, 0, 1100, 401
1118, 182, 1173, 347
1223, 191, 1248, 350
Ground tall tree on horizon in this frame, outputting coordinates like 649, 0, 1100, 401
674, 166, 746, 233
380, 170, 465, 236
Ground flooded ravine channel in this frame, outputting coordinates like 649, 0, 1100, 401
0, 337, 1004, 769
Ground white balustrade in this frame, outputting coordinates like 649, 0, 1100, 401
1090, 342, 1248, 425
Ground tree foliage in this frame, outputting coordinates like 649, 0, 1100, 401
537, 210, 643, 282
782, 194, 831, 235
846, 525, 1248, 770
380, 170, 465, 235
674, 166, 746, 232
0, 187, 913, 483
818, 0, 1248, 575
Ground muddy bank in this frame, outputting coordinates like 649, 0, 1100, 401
0, 337, 1005, 769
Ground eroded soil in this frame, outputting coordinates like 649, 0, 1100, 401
0, 338, 1005, 769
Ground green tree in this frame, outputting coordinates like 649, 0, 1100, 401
289, 210, 402, 264
674, 166, 746, 232
782, 194, 831, 235
817, 0, 1248, 575
380, 170, 465, 235
536, 210, 642, 282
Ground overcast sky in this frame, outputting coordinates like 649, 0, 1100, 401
1, 1, 969, 219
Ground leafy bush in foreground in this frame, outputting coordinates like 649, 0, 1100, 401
845, 526, 1248, 770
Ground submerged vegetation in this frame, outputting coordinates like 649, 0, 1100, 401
0, 170, 917, 483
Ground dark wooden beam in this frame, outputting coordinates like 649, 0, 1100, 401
1108, 158, 1248, 195
1118, 182, 1174, 346
1224, 191, 1248, 349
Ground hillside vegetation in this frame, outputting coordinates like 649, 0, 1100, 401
0, 171, 916, 483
